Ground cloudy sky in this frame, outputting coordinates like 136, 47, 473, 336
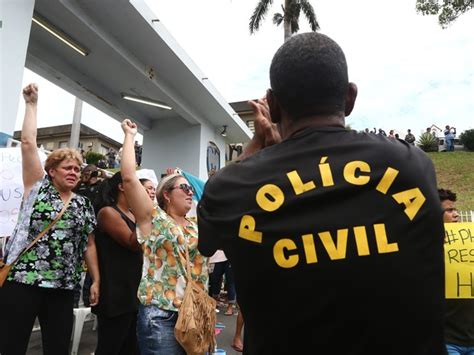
17, 0, 474, 141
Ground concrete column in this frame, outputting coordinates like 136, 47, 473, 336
0, 0, 35, 147
70, 97, 82, 149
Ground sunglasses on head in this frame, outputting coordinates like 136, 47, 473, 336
171, 183, 194, 194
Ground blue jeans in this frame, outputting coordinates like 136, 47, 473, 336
210, 260, 236, 303
137, 304, 185, 355
446, 343, 474, 355
446, 138, 455, 151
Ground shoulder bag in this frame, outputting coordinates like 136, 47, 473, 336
174, 238, 216, 355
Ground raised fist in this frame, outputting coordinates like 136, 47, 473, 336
121, 118, 138, 136
23, 83, 38, 104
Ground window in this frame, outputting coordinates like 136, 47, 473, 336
207, 142, 220, 175
59, 141, 68, 148
246, 120, 255, 133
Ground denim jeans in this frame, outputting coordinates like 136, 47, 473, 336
137, 304, 185, 355
445, 138, 455, 151
210, 260, 236, 303
446, 343, 474, 355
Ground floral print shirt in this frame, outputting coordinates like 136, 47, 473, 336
8, 176, 96, 290
137, 207, 208, 311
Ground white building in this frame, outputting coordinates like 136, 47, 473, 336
1, 0, 252, 180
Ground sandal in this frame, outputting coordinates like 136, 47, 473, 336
224, 308, 234, 316
231, 344, 243, 352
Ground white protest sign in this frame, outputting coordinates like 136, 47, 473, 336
0, 147, 46, 236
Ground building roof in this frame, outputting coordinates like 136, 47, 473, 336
26, 0, 252, 142
13, 123, 121, 147
230, 100, 256, 115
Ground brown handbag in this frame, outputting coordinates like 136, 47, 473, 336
174, 239, 216, 355
0, 194, 73, 287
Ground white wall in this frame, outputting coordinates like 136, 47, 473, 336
142, 117, 228, 181
142, 117, 201, 179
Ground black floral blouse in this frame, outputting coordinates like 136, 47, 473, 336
8, 176, 96, 290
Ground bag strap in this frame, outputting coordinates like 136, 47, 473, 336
10, 193, 74, 266
179, 225, 192, 279
183, 232, 192, 279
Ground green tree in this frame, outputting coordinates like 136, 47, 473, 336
85, 151, 105, 166
249, 0, 319, 41
416, 0, 473, 28
459, 129, 474, 151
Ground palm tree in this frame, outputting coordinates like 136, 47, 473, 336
249, 0, 319, 41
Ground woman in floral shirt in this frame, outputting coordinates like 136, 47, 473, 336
0, 84, 99, 355
120, 119, 209, 355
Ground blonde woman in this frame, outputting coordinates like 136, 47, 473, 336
120, 119, 209, 355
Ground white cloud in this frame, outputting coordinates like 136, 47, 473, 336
18, 0, 474, 142
146, 0, 473, 137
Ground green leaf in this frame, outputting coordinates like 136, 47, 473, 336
25, 251, 38, 261
26, 271, 38, 284
40, 270, 56, 280
36, 201, 53, 212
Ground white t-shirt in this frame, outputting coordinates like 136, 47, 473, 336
209, 249, 227, 263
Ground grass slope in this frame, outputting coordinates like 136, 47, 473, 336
427, 151, 474, 211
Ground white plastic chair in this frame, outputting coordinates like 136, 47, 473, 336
70, 307, 91, 355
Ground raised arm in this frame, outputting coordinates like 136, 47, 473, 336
121, 119, 153, 235
20, 84, 44, 197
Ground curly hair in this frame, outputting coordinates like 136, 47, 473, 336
270, 32, 349, 119
44, 148, 82, 175
438, 188, 457, 202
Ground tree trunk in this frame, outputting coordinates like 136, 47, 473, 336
283, 0, 291, 41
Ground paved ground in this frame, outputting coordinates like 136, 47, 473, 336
27, 304, 242, 354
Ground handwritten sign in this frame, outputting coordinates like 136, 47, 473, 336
445, 222, 474, 299
0, 148, 46, 237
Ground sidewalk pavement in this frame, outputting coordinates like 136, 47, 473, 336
27, 307, 242, 355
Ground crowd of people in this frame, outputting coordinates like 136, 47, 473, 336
363, 127, 416, 142
79, 142, 143, 170
0, 32, 471, 355
364, 125, 459, 152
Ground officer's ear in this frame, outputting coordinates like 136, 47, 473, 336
345, 83, 358, 117
266, 89, 281, 124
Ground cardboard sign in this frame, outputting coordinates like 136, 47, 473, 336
445, 222, 474, 298
0, 148, 46, 237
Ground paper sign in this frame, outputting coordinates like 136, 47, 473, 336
0, 147, 46, 237
445, 222, 474, 298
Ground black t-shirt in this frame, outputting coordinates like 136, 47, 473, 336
445, 299, 474, 346
198, 127, 445, 355
92, 205, 142, 318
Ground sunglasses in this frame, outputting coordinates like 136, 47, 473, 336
171, 183, 194, 194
